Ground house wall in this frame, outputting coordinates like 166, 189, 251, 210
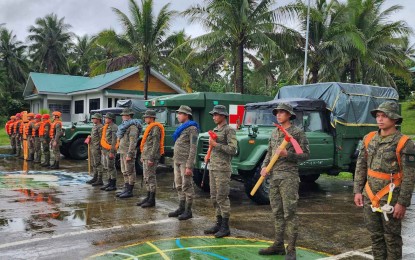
107, 73, 177, 94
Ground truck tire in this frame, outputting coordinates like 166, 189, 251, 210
244, 165, 270, 205
69, 138, 88, 160
193, 169, 210, 192
60, 146, 71, 158
300, 173, 320, 183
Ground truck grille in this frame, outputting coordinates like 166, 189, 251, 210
202, 139, 209, 154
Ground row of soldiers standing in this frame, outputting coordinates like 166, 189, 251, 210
5, 111, 63, 169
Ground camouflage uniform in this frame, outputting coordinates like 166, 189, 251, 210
27, 118, 35, 160
141, 112, 162, 194
168, 105, 198, 219
32, 117, 42, 163
354, 102, 415, 260
13, 117, 22, 157
100, 112, 118, 191
50, 112, 63, 169
40, 115, 51, 167
90, 113, 104, 186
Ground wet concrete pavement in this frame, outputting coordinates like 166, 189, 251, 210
0, 147, 414, 259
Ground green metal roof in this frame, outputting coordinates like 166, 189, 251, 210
27, 67, 137, 94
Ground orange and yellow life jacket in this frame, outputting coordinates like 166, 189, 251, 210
140, 122, 165, 155
100, 124, 119, 151
39, 120, 51, 137
49, 120, 62, 139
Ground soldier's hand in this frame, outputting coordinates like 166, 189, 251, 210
204, 155, 208, 163
393, 204, 406, 219
147, 161, 154, 167
276, 148, 288, 157
109, 153, 114, 159
126, 156, 132, 161
185, 168, 193, 176
209, 138, 217, 147
354, 193, 364, 207
260, 167, 269, 177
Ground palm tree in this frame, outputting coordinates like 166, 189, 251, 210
27, 13, 73, 74
95, 0, 176, 100
0, 28, 28, 92
69, 34, 104, 76
342, 0, 412, 87
183, 0, 295, 93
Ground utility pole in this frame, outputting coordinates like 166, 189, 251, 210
303, 0, 311, 85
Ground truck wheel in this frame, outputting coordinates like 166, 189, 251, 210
135, 153, 143, 175
69, 138, 88, 160
300, 174, 320, 183
60, 146, 71, 158
244, 165, 270, 205
193, 169, 210, 192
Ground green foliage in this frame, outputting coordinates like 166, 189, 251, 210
40, 108, 50, 115
401, 102, 415, 135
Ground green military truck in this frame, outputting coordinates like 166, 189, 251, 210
193, 82, 400, 204
60, 99, 147, 160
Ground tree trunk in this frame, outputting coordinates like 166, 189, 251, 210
311, 67, 319, 83
236, 41, 244, 93
144, 65, 150, 100
350, 58, 357, 83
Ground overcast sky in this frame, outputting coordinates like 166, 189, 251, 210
1, 0, 414, 44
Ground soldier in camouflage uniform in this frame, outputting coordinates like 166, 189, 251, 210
354, 101, 415, 260
100, 112, 118, 191
26, 113, 35, 161
49, 111, 63, 169
258, 103, 310, 260
168, 105, 199, 220
87, 113, 104, 186
117, 108, 140, 199
32, 114, 42, 163
13, 113, 23, 158
40, 114, 51, 167
138, 109, 163, 208
203, 105, 237, 238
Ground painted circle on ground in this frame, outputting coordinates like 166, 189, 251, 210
90, 236, 330, 259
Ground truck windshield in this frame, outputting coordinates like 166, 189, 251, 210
244, 107, 277, 126
154, 108, 168, 124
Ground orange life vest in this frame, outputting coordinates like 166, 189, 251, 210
100, 123, 119, 151
32, 122, 41, 137
13, 120, 22, 134
5, 120, 13, 135
363, 131, 410, 208
140, 122, 165, 155
50, 120, 62, 139
39, 120, 51, 137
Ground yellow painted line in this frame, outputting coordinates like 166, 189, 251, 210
146, 242, 170, 260
136, 244, 270, 258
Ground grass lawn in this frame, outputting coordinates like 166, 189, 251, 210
0, 128, 10, 146
401, 101, 415, 136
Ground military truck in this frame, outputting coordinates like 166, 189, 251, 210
60, 99, 147, 160
193, 83, 400, 204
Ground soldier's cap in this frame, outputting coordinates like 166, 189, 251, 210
176, 105, 192, 116
104, 112, 116, 120
10, 116, 16, 119
42, 114, 50, 119
371, 101, 403, 124
209, 105, 229, 117
143, 109, 157, 119
35, 114, 42, 119
272, 103, 296, 120
15, 113, 21, 118
91, 113, 102, 120
120, 108, 134, 116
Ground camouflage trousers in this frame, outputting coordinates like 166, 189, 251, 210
28, 136, 34, 156
41, 138, 50, 163
33, 137, 41, 162
120, 154, 136, 185
10, 134, 15, 149
14, 135, 21, 155
102, 150, 117, 179
363, 199, 402, 260
209, 170, 231, 218
143, 159, 158, 192
173, 162, 195, 203
51, 140, 61, 162
90, 147, 103, 177
269, 177, 299, 251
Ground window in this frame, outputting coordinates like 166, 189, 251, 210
48, 104, 70, 114
75, 100, 84, 114
108, 98, 113, 108
89, 98, 100, 111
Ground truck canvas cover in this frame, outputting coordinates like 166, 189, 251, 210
276, 82, 399, 127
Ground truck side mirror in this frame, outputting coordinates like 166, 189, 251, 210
303, 115, 310, 130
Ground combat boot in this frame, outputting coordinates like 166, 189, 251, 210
141, 192, 155, 208
136, 192, 150, 206
105, 179, 117, 191
168, 200, 185, 217
204, 216, 222, 234
11, 147, 16, 155
119, 184, 134, 198
178, 202, 192, 221
116, 183, 128, 196
285, 250, 296, 260
214, 217, 230, 238
86, 174, 97, 184
258, 242, 286, 255
100, 179, 112, 190
48, 161, 56, 169
50, 161, 59, 169
26, 154, 34, 161
15, 148, 21, 157
41, 154, 51, 167
91, 176, 104, 186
